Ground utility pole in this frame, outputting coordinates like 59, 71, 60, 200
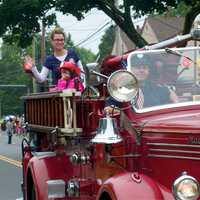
0, 99, 1, 118
32, 37, 37, 93
41, 19, 46, 64
39, 19, 47, 92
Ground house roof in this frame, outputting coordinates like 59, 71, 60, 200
142, 16, 185, 42
112, 16, 186, 55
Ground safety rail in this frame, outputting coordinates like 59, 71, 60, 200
21, 89, 82, 136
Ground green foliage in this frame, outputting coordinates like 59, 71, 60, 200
0, 29, 96, 116
76, 47, 96, 65
98, 25, 115, 62
1, 0, 198, 48
163, 1, 191, 17
0, 43, 32, 116
65, 33, 75, 49
0, 0, 57, 47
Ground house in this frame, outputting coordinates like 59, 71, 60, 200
112, 16, 185, 55
141, 16, 184, 44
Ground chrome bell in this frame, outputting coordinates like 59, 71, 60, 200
91, 114, 122, 144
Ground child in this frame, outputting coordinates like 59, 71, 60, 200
50, 61, 84, 92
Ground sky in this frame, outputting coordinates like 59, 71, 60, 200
53, 9, 145, 54
56, 9, 111, 54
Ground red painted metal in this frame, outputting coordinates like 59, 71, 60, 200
96, 172, 173, 200
21, 35, 200, 200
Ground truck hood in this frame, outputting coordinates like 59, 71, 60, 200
139, 109, 200, 133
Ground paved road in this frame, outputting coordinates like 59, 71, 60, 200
0, 131, 23, 200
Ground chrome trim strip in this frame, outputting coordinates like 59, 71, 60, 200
133, 101, 200, 113
33, 151, 56, 159
149, 148, 200, 154
148, 154, 200, 160
109, 154, 141, 159
147, 143, 200, 148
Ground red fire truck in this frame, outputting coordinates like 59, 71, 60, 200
21, 16, 200, 200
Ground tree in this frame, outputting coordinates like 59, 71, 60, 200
0, 43, 32, 115
165, 1, 191, 17
0, 0, 199, 49
98, 25, 115, 62
163, 1, 199, 35
179, 1, 200, 35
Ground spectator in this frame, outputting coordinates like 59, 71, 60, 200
6, 118, 14, 144
1, 119, 6, 131
24, 27, 85, 86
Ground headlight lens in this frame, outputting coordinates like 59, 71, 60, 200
107, 70, 138, 102
173, 173, 200, 200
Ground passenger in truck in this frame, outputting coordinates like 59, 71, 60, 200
105, 54, 178, 113
131, 54, 178, 108
24, 27, 85, 87
49, 61, 84, 92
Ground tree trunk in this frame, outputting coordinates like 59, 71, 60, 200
117, 18, 148, 48
98, 2, 148, 48
178, 6, 200, 47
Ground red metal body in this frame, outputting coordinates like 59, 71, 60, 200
21, 35, 200, 200
23, 99, 200, 199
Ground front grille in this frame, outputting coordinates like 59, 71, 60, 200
147, 142, 200, 160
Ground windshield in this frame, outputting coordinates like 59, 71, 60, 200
127, 47, 200, 110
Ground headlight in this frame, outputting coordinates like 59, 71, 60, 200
107, 70, 138, 102
173, 172, 200, 200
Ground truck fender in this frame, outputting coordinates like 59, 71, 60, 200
96, 172, 173, 200
26, 153, 74, 200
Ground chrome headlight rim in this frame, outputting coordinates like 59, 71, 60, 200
107, 70, 138, 102
173, 173, 200, 200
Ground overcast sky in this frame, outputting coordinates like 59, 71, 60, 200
56, 9, 111, 54
54, 9, 145, 54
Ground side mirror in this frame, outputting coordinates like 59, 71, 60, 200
84, 65, 138, 102
85, 62, 103, 86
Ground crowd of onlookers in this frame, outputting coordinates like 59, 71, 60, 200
0, 115, 26, 144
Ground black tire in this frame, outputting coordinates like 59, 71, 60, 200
31, 185, 36, 200
99, 192, 112, 200
27, 177, 36, 200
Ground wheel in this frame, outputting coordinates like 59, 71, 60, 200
30, 185, 36, 200
99, 192, 112, 200
26, 173, 36, 200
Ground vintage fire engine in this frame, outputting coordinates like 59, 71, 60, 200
21, 15, 200, 200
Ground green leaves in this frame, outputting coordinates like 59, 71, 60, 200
98, 25, 115, 62
0, 0, 199, 53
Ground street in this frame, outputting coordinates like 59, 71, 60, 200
0, 131, 23, 200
